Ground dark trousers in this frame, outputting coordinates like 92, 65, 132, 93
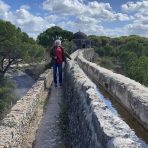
53, 63, 62, 84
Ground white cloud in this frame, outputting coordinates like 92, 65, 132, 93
125, 23, 148, 37
121, 0, 148, 37
0, 0, 14, 21
20, 4, 30, 10
0, 0, 148, 38
43, 0, 131, 21
114, 13, 133, 21
0, 0, 10, 12
14, 8, 55, 37
41, 0, 133, 37
57, 20, 106, 37
122, 0, 148, 12
135, 13, 148, 24
123, 15, 148, 37
43, 0, 85, 16
45, 14, 65, 23
0, 0, 55, 39
65, 20, 128, 38
76, 16, 99, 24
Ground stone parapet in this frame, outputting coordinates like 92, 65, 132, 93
63, 52, 140, 147
77, 48, 148, 131
0, 69, 52, 148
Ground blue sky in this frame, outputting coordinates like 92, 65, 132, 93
0, 0, 147, 38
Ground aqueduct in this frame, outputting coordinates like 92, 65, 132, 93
0, 49, 148, 148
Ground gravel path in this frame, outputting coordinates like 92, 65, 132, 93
34, 84, 63, 148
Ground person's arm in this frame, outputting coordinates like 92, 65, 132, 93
50, 47, 57, 59
62, 47, 71, 60
64, 51, 71, 60
50, 47, 54, 58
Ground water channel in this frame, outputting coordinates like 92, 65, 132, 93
93, 81, 148, 148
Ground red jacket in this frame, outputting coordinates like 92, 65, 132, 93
50, 46, 71, 64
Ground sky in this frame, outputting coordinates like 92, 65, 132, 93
0, 0, 148, 39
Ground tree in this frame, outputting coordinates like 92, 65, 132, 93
100, 36, 111, 47
95, 45, 117, 57
95, 47, 105, 57
37, 26, 73, 48
88, 35, 111, 47
0, 20, 45, 77
88, 35, 102, 47
124, 56, 148, 86
119, 51, 138, 66
62, 40, 77, 54
111, 36, 127, 47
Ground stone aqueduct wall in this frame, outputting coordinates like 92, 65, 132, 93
63, 51, 140, 148
0, 70, 52, 148
77, 48, 148, 130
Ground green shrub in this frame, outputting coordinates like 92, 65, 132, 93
124, 56, 148, 86
0, 77, 19, 120
99, 57, 115, 70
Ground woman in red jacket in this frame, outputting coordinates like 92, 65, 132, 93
50, 39, 71, 87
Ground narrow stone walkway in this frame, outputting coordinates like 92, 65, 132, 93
34, 84, 63, 148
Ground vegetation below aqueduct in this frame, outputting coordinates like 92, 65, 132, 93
90, 35, 148, 86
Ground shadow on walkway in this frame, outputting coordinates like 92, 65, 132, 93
34, 84, 63, 148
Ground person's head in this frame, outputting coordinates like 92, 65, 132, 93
54, 39, 61, 47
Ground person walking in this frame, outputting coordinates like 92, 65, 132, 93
50, 39, 71, 87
